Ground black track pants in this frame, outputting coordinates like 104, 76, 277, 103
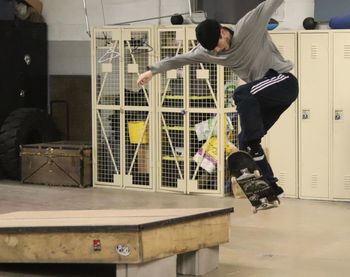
233, 69, 299, 184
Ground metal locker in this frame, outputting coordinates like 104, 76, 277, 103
184, 26, 238, 196
92, 26, 156, 191
156, 26, 238, 196
333, 31, 350, 200
267, 31, 298, 198
157, 27, 187, 193
299, 32, 331, 199
92, 28, 122, 188
185, 26, 222, 195
121, 27, 155, 190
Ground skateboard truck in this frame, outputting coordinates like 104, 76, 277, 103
237, 168, 258, 182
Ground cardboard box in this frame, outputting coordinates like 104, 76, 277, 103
137, 145, 150, 174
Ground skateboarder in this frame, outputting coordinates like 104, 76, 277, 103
137, 0, 299, 197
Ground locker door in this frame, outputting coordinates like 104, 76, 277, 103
333, 32, 350, 199
268, 32, 298, 197
122, 27, 155, 190
185, 26, 223, 195
157, 27, 187, 193
92, 29, 123, 188
299, 32, 330, 199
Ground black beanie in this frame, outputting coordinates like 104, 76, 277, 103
195, 19, 221, 50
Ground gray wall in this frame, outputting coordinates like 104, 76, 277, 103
42, 0, 314, 141
198, 0, 264, 24
42, 0, 314, 76
315, 0, 350, 21
48, 41, 91, 75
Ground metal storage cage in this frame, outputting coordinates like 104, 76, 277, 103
157, 26, 239, 196
92, 26, 156, 190
92, 25, 239, 196
157, 27, 187, 193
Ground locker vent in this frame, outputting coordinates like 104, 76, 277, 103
344, 176, 350, 190
277, 45, 285, 56
311, 45, 319, 60
344, 45, 350, 59
311, 174, 318, 189
279, 172, 287, 187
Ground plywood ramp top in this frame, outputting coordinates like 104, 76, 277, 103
0, 208, 234, 233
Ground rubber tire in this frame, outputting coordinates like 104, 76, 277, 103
0, 108, 58, 179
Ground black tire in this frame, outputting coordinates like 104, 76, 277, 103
0, 108, 59, 179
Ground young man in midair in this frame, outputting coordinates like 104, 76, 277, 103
137, 0, 299, 197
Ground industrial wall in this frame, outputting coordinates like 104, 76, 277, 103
41, 0, 314, 141
42, 0, 314, 75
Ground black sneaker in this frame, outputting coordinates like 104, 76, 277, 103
246, 146, 265, 162
271, 184, 284, 198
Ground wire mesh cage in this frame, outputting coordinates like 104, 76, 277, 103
92, 27, 155, 190
187, 38, 218, 109
96, 109, 120, 183
186, 33, 222, 194
125, 111, 151, 187
92, 26, 240, 196
186, 111, 239, 195
189, 112, 219, 192
159, 28, 186, 108
157, 27, 186, 192
156, 27, 240, 195
123, 30, 153, 107
122, 28, 154, 190
159, 111, 186, 191
93, 30, 121, 186
223, 67, 240, 193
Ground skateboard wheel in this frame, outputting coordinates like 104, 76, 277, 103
273, 200, 279, 207
253, 170, 260, 177
251, 207, 258, 214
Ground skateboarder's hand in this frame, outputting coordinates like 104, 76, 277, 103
137, 70, 153, 86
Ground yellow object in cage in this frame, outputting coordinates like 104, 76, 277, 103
193, 137, 238, 173
128, 121, 149, 144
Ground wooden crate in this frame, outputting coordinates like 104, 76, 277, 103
20, 141, 92, 187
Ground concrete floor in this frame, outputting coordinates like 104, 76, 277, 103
0, 181, 350, 277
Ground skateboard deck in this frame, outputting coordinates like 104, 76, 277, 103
227, 151, 279, 213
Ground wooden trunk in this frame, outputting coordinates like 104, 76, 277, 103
20, 141, 92, 187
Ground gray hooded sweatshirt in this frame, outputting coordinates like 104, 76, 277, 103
148, 0, 292, 83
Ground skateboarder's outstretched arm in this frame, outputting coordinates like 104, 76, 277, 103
137, 0, 286, 86
137, 45, 204, 86
234, 0, 284, 39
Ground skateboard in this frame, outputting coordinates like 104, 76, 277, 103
227, 151, 280, 213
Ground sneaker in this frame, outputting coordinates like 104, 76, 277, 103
246, 146, 265, 162
271, 184, 284, 198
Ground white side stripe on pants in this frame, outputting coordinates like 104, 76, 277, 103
250, 74, 290, 95
251, 75, 283, 90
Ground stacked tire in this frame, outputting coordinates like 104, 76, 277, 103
0, 108, 57, 179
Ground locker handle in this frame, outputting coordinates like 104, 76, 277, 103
302, 110, 310, 120
335, 110, 343, 121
